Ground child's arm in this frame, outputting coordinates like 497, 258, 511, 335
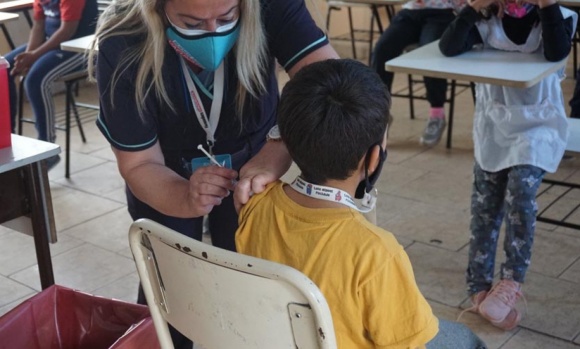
439, 1, 487, 56
535, 0, 575, 61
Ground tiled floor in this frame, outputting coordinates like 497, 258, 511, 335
2, 41, 580, 348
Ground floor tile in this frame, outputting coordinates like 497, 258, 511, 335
379, 197, 471, 251
397, 147, 475, 179
63, 207, 134, 253
52, 190, 124, 231
0, 275, 35, 308
375, 162, 428, 194
388, 170, 473, 208
92, 271, 140, 304
46, 150, 109, 181
560, 256, 580, 283
89, 146, 117, 162
502, 329, 580, 349
101, 187, 128, 204
10, 244, 136, 293
0, 230, 83, 276
53, 161, 125, 197
518, 272, 580, 341
528, 229, 580, 278
405, 242, 469, 307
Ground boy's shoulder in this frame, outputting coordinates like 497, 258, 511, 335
238, 180, 282, 218
352, 217, 406, 259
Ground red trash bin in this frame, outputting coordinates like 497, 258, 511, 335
0, 285, 160, 349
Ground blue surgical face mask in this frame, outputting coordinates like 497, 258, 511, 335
166, 17, 240, 71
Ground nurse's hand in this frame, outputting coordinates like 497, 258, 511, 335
234, 141, 292, 213
189, 165, 238, 216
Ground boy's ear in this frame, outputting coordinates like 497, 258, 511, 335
367, 144, 382, 175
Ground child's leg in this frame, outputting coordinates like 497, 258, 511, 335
24, 50, 84, 142
426, 319, 487, 349
4, 44, 27, 132
501, 165, 545, 283
370, 9, 422, 92
417, 9, 456, 146
467, 162, 508, 296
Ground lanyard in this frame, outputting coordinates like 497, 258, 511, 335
290, 176, 376, 213
180, 57, 225, 154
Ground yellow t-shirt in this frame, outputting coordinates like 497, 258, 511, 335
235, 181, 439, 349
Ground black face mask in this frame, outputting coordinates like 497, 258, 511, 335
355, 144, 387, 199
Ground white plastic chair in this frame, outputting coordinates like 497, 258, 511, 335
129, 218, 337, 349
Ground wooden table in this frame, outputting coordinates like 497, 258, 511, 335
0, 11, 19, 50
385, 41, 567, 147
0, 134, 60, 290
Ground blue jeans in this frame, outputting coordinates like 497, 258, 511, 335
427, 319, 487, 349
371, 8, 456, 108
467, 162, 545, 295
5, 44, 85, 142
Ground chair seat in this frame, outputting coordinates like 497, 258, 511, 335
56, 69, 89, 83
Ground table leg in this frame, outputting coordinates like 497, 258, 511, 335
22, 10, 32, 27
446, 80, 457, 149
24, 161, 56, 289
0, 23, 15, 50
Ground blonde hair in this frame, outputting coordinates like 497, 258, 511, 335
88, 0, 268, 117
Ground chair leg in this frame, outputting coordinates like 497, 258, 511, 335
407, 74, 415, 119
68, 84, 87, 143
368, 10, 374, 65
446, 80, 457, 149
65, 82, 73, 178
18, 78, 24, 135
347, 8, 357, 59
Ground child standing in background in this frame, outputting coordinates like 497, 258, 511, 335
439, 0, 576, 330
371, 0, 466, 146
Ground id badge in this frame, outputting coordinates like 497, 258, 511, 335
189, 153, 232, 173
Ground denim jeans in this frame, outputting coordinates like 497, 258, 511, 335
467, 162, 545, 295
5, 44, 85, 142
370, 8, 456, 108
426, 319, 487, 349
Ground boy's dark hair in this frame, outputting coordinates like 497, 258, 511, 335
278, 59, 391, 184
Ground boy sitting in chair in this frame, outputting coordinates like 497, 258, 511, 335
235, 59, 485, 348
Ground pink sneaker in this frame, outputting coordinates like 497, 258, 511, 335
456, 290, 488, 322
470, 290, 488, 312
492, 308, 522, 331
479, 280, 522, 329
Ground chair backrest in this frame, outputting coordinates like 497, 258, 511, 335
129, 219, 337, 349
97, 0, 113, 15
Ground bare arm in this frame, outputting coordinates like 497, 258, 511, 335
26, 19, 46, 52
12, 20, 80, 75
114, 142, 237, 218
31, 20, 79, 56
234, 43, 339, 212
